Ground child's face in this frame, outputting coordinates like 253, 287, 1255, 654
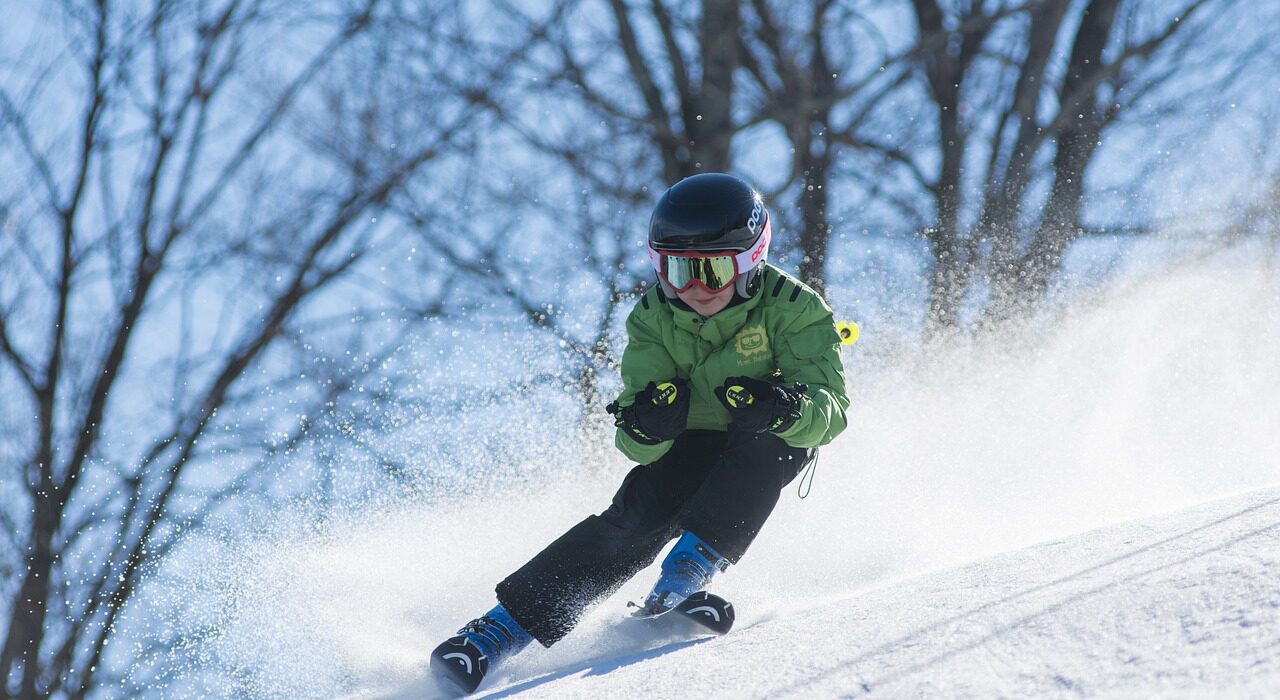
676, 284, 735, 317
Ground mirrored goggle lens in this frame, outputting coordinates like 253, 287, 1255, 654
662, 254, 737, 291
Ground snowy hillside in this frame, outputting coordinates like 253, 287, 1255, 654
437, 486, 1280, 699
180, 247, 1280, 699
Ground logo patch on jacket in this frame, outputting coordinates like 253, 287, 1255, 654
734, 325, 769, 364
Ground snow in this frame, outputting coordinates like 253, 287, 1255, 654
433, 488, 1280, 698
193, 244, 1280, 698
304, 486, 1280, 699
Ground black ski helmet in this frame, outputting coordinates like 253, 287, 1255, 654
647, 173, 771, 298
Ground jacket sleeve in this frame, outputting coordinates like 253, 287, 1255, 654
613, 300, 679, 464
772, 297, 849, 449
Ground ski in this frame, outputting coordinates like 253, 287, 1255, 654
429, 636, 488, 696
672, 591, 735, 634
630, 591, 735, 636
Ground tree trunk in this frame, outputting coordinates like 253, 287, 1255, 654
985, 0, 1120, 321
796, 146, 832, 297
912, 0, 983, 338
794, 3, 837, 297
690, 0, 741, 174
1014, 126, 1100, 305
925, 233, 969, 333
1, 493, 56, 698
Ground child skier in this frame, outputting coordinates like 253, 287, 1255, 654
429, 172, 849, 693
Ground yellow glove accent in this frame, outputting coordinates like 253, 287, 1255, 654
724, 385, 755, 408
652, 381, 678, 406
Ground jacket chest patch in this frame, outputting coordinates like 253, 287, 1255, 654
733, 325, 769, 365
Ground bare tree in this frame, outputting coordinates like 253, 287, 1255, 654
396, 0, 754, 424
738, 0, 1269, 333
587, 0, 744, 180
899, 0, 1257, 332
0, 1, 484, 696
739, 0, 892, 296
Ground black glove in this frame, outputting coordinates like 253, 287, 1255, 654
607, 378, 691, 445
714, 376, 805, 434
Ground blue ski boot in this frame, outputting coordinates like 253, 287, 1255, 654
430, 603, 533, 694
632, 531, 729, 617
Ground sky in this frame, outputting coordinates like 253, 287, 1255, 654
2, 2, 1279, 697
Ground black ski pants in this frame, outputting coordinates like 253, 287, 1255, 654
495, 429, 811, 646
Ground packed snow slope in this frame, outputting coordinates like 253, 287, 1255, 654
192, 244, 1280, 698
436, 487, 1280, 699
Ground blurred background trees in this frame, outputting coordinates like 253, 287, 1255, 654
1, 0, 1278, 696
0, 1, 493, 695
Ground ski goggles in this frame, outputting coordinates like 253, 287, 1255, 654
648, 222, 771, 293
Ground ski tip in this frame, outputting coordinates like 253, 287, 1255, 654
429, 637, 488, 696
675, 591, 735, 635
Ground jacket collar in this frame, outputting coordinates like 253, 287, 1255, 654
668, 268, 769, 346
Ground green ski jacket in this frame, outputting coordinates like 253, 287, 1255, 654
614, 263, 850, 464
